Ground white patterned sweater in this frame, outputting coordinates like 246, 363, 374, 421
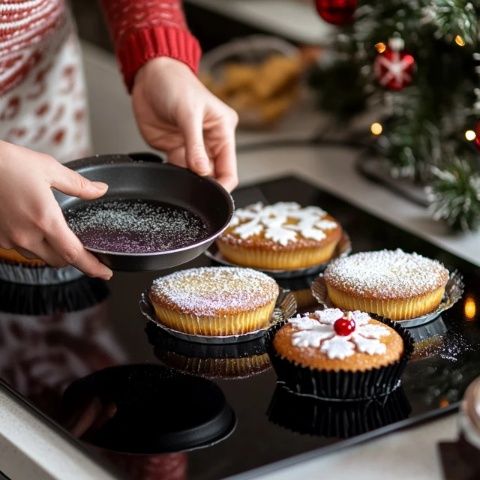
0, 0, 90, 162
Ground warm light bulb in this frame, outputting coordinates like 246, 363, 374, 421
439, 398, 450, 408
455, 35, 466, 47
375, 42, 386, 53
465, 130, 476, 141
370, 122, 383, 135
464, 296, 477, 320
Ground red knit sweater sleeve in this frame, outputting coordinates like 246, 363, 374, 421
100, 0, 202, 91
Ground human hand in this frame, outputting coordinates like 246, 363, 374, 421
131, 57, 239, 191
0, 141, 113, 279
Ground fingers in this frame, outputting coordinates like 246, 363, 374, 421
50, 163, 108, 200
180, 111, 212, 177
44, 217, 113, 280
211, 112, 239, 192
16, 243, 66, 267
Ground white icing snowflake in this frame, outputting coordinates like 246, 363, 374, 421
264, 225, 297, 245
288, 308, 391, 360
229, 202, 336, 244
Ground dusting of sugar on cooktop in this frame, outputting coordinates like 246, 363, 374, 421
66, 199, 209, 254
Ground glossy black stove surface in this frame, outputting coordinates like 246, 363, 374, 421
1, 175, 480, 480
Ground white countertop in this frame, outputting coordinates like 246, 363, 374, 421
186, 0, 332, 45
0, 42, 475, 480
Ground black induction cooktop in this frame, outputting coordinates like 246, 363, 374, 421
1, 175, 479, 480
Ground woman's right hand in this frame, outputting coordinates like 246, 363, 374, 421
0, 141, 113, 280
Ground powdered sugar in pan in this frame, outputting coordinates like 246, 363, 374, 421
66, 199, 209, 254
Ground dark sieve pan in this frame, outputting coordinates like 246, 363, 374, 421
53, 152, 234, 271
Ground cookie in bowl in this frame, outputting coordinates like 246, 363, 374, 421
148, 266, 279, 336
323, 249, 449, 320
216, 202, 342, 270
267, 308, 412, 400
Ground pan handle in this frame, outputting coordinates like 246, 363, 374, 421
128, 151, 166, 163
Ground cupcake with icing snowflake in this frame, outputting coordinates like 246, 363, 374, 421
267, 308, 413, 400
216, 202, 343, 270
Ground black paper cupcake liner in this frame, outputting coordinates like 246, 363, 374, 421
0, 277, 109, 315
146, 324, 271, 380
268, 384, 411, 438
266, 317, 414, 401
0, 260, 83, 285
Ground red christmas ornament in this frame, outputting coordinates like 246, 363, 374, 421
474, 121, 480, 151
315, 0, 357, 26
334, 317, 356, 336
374, 38, 416, 91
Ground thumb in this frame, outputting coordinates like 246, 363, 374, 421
181, 113, 211, 176
50, 164, 108, 199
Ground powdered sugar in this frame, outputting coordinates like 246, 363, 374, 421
150, 267, 279, 316
325, 249, 449, 299
66, 199, 208, 253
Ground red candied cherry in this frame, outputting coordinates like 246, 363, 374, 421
334, 317, 356, 336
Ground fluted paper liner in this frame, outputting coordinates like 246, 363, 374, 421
266, 317, 414, 401
311, 270, 464, 328
0, 277, 109, 315
0, 260, 83, 286
268, 384, 411, 438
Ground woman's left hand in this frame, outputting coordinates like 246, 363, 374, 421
131, 57, 239, 192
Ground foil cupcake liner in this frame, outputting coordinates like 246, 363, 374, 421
146, 324, 271, 380
268, 384, 411, 438
277, 274, 318, 311
265, 317, 414, 401
311, 270, 464, 328
0, 260, 83, 286
139, 287, 297, 345
204, 231, 352, 279
0, 277, 110, 315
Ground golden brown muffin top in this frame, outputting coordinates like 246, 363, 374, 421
324, 249, 449, 300
218, 202, 342, 251
149, 266, 279, 316
273, 308, 404, 372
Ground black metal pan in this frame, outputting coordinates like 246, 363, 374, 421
54, 152, 234, 271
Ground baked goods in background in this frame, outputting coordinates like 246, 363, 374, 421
201, 50, 307, 127
324, 249, 449, 320
149, 266, 279, 336
216, 202, 343, 270
0, 247, 46, 267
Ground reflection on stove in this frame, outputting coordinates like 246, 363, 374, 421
0, 279, 124, 418
268, 384, 411, 438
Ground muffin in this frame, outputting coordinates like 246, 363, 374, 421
216, 202, 342, 270
0, 247, 46, 267
267, 308, 412, 399
324, 249, 449, 320
149, 267, 279, 336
